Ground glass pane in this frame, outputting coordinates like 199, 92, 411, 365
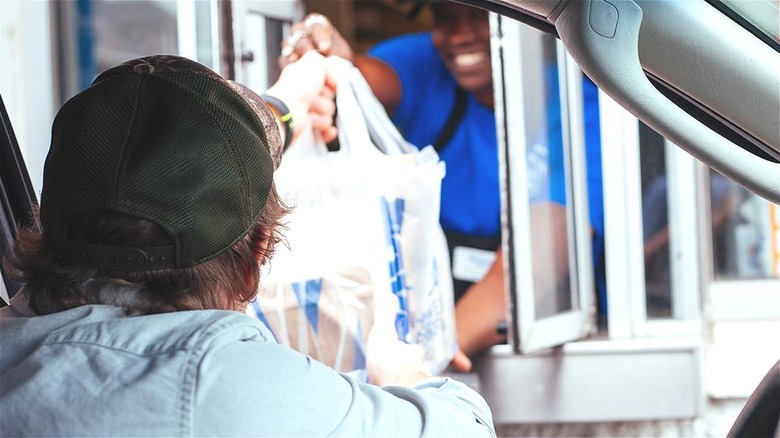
639, 122, 673, 319
524, 35, 575, 319
500, 19, 592, 352
91, 0, 178, 77
195, 0, 214, 69
718, 0, 780, 42
265, 18, 285, 83
711, 171, 780, 280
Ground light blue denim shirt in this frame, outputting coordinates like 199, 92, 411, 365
0, 291, 495, 437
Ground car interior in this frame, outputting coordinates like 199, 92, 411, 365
0, 94, 36, 305
453, 1, 779, 433
463, 0, 779, 204
0, 0, 777, 435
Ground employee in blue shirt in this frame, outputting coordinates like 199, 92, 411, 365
283, 1, 604, 366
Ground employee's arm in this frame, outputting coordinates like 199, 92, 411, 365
454, 248, 507, 357
454, 202, 572, 358
279, 13, 402, 116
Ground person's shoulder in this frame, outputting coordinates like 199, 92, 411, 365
369, 32, 435, 56
43, 307, 275, 355
388, 32, 432, 46
137, 310, 276, 352
368, 31, 447, 89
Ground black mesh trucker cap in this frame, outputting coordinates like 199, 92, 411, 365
40, 55, 275, 270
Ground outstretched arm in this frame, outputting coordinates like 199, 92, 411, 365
279, 13, 403, 116
454, 249, 507, 358
264, 51, 338, 144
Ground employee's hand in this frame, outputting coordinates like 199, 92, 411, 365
449, 349, 474, 373
266, 51, 338, 143
279, 13, 354, 68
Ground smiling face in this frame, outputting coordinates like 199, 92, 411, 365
430, 3, 493, 107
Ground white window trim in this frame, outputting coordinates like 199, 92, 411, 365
708, 279, 780, 321
561, 45, 596, 335
600, 93, 645, 339
176, 0, 198, 61
495, 16, 592, 353
231, 0, 299, 89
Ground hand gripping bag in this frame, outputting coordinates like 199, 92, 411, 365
247, 57, 458, 383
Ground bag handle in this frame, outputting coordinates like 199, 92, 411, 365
344, 65, 417, 156
327, 58, 385, 160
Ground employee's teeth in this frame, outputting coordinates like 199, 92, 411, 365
455, 53, 484, 66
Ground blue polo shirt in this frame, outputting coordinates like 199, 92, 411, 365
369, 33, 501, 239
370, 33, 606, 314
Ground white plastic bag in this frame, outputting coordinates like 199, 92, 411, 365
251, 124, 393, 381
341, 61, 457, 375
248, 57, 457, 382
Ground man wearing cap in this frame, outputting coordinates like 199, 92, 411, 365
0, 53, 495, 436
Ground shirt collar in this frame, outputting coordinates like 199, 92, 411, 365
9, 288, 35, 317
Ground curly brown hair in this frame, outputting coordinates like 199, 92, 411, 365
4, 187, 288, 316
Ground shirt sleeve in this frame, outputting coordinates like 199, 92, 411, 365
367, 33, 435, 91
191, 334, 495, 437
367, 33, 445, 126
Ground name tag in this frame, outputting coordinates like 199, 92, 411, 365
452, 246, 496, 283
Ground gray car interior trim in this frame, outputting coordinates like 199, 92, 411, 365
478, 0, 780, 203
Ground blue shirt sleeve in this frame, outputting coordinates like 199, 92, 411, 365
367, 33, 502, 238
367, 33, 459, 149
368, 33, 443, 126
